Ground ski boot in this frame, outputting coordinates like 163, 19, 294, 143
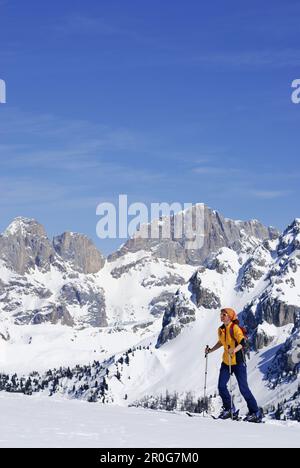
243, 408, 264, 423
218, 407, 240, 420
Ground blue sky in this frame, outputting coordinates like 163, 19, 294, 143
0, 0, 300, 254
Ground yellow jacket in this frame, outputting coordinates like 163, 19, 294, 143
218, 322, 245, 366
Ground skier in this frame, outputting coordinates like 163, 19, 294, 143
206, 307, 263, 423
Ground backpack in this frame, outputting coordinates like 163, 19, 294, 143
228, 321, 251, 361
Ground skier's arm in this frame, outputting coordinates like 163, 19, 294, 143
206, 342, 222, 354
228, 343, 243, 355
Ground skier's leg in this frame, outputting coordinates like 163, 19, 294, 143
218, 363, 232, 410
233, 363, 259, 414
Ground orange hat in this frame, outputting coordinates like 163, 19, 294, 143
221, 308, 237, 321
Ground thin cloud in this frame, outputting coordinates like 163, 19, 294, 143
250, 190, 292, 200
189, 49, 300, 69
191, 163, 296, 202
0, 108, 140, 146
0, 108, 145, 171
193, 166, 242, 176
0, 176, 69, 207
0, 108, 170, 212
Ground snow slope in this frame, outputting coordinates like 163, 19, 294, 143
0, 251, 194, 373
0, 393, 299, 448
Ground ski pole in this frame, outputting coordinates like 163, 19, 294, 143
203, 347, 209, 417
228, 346, 234, 420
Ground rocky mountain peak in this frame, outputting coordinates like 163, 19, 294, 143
283, 218, 300, 236
108, 204, 279, 266
277, 219, 300, 257
0, 217, 54, 275
0, 220, 107, 328
0, 218, 106, 276
3, 217, 47, 239
53, 232, 105, 274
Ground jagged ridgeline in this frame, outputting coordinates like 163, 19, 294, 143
0, 209, 277, 328
0, 208, 299, 421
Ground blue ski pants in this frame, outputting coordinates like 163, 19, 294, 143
218, 362, 259, 414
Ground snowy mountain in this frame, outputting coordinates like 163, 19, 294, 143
108, 204, 278, 265
0, 207, 299, 422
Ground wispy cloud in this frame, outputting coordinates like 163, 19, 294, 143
0, 176, 69, 207
191, 161, 297, 201
0, 108, 297, 215
193, 165, 242, 176
186, 49, 300, 70
0, 107, 143, 164
0, 108, 140, 145
250, 190, 292, 200
0, 107, 170, 211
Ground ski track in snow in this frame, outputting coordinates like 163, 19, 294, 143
0, 393, 299, 448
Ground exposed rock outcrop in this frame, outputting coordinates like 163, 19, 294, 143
0, 218, 55, 274
190, 270, 221, 309
53, 232, 105, 274
0, 217, 107, 328
156, 291, 196, 348
108, 204, 279, 266
31, 304, 75, 327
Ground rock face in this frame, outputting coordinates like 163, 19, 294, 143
258, 297, 299, 328
241, 219, 300, 340
0, 217, 107, 328
277, 219, 300, 257
253, 327, 276, 350
266, 320, 300, 383
238, 247, 270, 291
108, 204, 278, 265
59, 283, 107, 327
31, 304, 75, 327
242, 297, 299, 333
156, 291, 196, 348
110, 257, 157, 279
0, 218, 106, 276
190, 270, 221, 309
149, 291, 175, 317
53, 232, 105, 274
0, 218, 55, 275
141, 272, 185, 289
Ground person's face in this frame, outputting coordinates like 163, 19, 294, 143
220, 310, 230, 324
